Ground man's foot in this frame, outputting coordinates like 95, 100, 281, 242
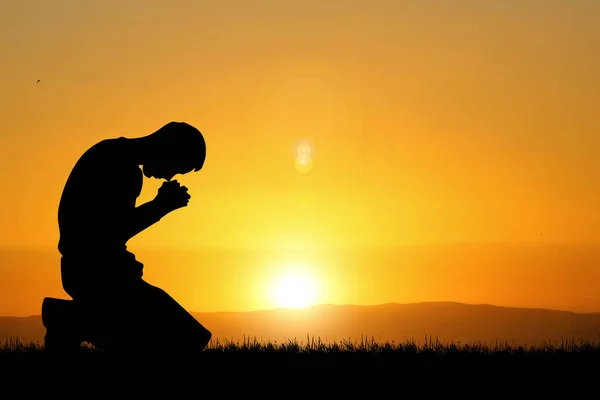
42, 297, 89, 355
44, 329, 85, 354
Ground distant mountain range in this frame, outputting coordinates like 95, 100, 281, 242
2, 302, 600, 346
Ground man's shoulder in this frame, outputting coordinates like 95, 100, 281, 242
65, 138, 133, 183
92, 137, 127, 150
80, 137, 129, 162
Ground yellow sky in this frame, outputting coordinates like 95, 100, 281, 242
0, 1, 599, 316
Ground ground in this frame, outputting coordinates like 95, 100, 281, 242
1, 338, 598, 395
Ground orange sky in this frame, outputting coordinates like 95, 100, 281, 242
0, 0, 599, 316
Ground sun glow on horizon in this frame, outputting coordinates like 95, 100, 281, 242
270, 267, 320, 309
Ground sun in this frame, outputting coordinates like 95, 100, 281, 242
271, 271, 319, 309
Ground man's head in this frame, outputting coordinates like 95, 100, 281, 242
141, 121, 206, 181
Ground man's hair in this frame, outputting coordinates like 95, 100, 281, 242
150, 121, 206, 171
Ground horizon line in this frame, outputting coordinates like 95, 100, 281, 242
2, 239, 599, 252
6, 300, 600, 318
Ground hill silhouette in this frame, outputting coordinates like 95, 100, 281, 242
2, 301, 600, 346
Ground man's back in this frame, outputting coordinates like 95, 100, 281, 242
58, 138, 141, 254
58, 138, 144, 298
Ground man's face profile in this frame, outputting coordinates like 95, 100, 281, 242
142, 160, 195, 181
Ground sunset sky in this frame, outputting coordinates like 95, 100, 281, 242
1, 0, 599, 317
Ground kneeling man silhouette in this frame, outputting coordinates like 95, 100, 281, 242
41, 121, 212, 357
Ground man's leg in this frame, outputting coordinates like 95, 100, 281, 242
113, 280, 212, 356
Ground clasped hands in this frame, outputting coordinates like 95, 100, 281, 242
154, 180, 191, 213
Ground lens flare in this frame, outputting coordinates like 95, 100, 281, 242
294, 157, 313, 173
293, 138, 315, 173
294, 138, 316, 160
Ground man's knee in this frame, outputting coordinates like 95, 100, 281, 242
193, 323, 212, 350
202, 328, 212, 346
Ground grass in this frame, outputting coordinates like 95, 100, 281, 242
2, 335, 598, 393
2, 333, 600, 358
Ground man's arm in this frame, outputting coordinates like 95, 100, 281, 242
92, 174, 188, 244
87, 197, 172, 245
121, 199, 169, 243
119, 180, 190, 242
